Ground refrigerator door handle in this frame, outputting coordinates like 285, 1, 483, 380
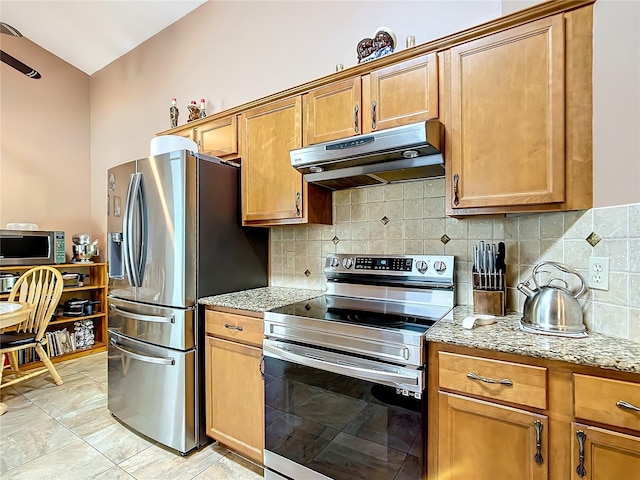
109, 304, 175, 323
122, 173, 137, 286
110, 337, 175, 365
133, 172, 148, 285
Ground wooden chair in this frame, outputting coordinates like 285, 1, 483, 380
0, 266, 64, 388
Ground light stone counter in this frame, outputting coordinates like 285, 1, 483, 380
200, 290, 639, 375
199, 286, 322, 313
426, 306, 640, 374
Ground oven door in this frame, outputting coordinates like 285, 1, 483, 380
263, 339, 425, 480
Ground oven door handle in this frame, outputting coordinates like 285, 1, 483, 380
263, 343, 419, 386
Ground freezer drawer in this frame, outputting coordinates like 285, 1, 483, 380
107, 331, 199, 454
108, 296, 195, 350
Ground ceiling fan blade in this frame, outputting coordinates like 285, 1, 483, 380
0, 22, 23, 37
0, 50, 41, 79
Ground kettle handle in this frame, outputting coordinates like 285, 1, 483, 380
532, 261, 587, 298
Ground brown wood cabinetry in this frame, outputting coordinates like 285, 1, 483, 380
429, 343, 640, 480
163, 115, 239, 160
444, 6, 593, 215
204, 308, 264, 464
438, 392, 548, 480
0, 263, 108, 367
158, 1, 594, 219
303, 54, 438, 146
240, 96, 331, 226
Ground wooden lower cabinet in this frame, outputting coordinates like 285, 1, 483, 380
437, 392, 548, 480
429, 343, 640, 480
571, 423, 640, 480
205, 335, 264, 464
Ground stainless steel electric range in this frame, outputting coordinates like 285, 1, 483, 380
262, 253, 455, 480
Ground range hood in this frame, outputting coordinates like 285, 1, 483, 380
290, 119, 444, 190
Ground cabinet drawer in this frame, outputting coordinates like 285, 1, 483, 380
205, 310, 263, 347
574, 374, 640, 432
438, 352, 547, 409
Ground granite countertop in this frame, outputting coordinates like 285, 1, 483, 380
200, 288, 639, 375
426, 306, 640, 375
199, 286, 322, 313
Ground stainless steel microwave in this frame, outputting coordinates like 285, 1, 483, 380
0, 230, 66, 266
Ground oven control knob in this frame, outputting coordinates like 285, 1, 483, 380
434, 260, 447, 273
342, 257, 354, 269
329, 257, 340, 268
416, 260, 428, 273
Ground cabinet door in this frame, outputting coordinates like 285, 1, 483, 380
240, 96, 304, 223
205, 336, 264, 464
571, 423, 640, 480
438, 392, 548, 480
195, 115, 238, 158
303, 77, 362, 146
363, 53, 438, 133
448, 15, 565, 209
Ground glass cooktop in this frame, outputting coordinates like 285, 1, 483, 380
267, 294, 449, 335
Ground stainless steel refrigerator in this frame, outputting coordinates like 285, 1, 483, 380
106, 149, 268, 455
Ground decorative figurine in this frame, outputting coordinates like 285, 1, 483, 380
357, 26, 397, 64
187, 100, 200, 122
170, 98, 179, 128
199, 98, 207, 119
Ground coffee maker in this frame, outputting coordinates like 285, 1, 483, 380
72, 233, 99, 263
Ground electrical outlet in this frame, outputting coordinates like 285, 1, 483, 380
588, 256, 609, 290
286, 251, 295, 269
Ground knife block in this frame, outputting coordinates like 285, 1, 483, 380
472, 269, 506, 316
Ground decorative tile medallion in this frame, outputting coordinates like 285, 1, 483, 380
332, 236, 340, 245
586, 232, 601, 247
304, 269, 311, 278
381, 216, 390, 225
440, 234, 451, 245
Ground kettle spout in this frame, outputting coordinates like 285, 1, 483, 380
517, 281, 537, 298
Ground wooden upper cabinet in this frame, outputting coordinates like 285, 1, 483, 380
303, 53, 438, 146
447, 15, 566, 210
162, 115, 239, 160
240, 97, 331, 226
195, 115, 238, 159
363, 53, 439, 133
303, 77, 362, 146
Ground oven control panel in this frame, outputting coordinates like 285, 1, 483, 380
354, 257, 412, 271
324, 254, 455, 282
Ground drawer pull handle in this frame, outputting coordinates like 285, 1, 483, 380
466, 371, 513, 386
354, 104, 359, 134
534, 420, 543, 465
224, 323, 244, 331
576, 430, 587, 478
617, 400, 640, 412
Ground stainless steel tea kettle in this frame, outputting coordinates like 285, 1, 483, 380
517, 261, 588, 336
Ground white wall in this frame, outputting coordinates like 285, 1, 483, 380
88, 1, 502, 239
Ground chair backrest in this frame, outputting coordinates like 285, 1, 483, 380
8, 266, 64, 339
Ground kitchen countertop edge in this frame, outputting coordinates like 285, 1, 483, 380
199, 286, 322, 313
426, 306, 640, 375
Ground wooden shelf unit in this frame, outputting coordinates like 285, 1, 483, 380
0, 262, 108, 367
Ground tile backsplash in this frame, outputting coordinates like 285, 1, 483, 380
269, 179, 639, 342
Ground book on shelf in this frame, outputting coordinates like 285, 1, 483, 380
15, 321, 96, 366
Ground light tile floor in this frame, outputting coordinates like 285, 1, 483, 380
0, 352, 264, 479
